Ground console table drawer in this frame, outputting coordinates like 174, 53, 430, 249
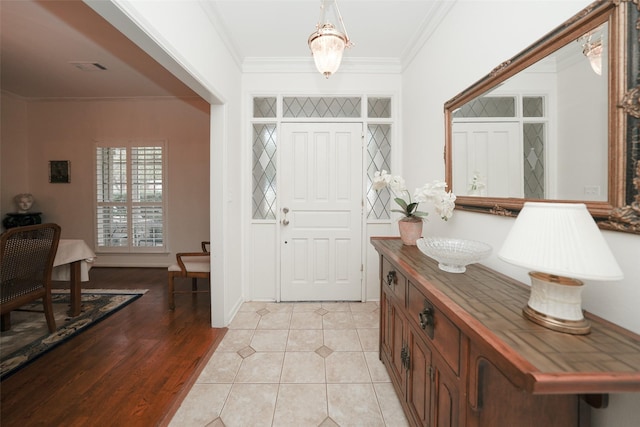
408, 281, 460, 375
382, 257, 406, 305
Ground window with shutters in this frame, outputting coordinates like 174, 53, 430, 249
95, 141, 166, 252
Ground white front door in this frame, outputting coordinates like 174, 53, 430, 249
280, 122, 363, 301
452, 122, 522, 197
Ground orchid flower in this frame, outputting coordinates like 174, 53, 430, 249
373, 171, 456, 221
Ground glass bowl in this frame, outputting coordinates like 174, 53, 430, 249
416, 237, 492, 273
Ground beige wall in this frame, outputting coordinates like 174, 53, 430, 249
0, 94, 210, 267
1, 92, 30, 213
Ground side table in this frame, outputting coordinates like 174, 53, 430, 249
2, 212, 42, 229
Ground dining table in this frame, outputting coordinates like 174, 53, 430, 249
52, 239, 96, 316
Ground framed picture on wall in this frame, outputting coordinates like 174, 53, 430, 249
49, 160, 70, 183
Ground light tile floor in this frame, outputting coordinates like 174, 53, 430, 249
169, 301, 409, 427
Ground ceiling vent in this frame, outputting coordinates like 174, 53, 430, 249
69, 61, 107, 71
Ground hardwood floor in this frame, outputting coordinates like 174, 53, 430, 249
0, 267, 224, 427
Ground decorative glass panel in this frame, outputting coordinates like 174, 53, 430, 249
523, 96, 544, 117
252, 124, 277, 219
253, 97, 277, 118
283, 97, 361, 118
453, 96, 516, 118
366, 124, 391, 219
523, 123, 545, 199
368, 98, 391, 118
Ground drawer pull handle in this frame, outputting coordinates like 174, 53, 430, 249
386, 270, 397, 287
419, 306, 434, 330
400, 345, 410, 371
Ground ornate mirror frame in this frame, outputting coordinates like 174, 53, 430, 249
444, 0, 639, 234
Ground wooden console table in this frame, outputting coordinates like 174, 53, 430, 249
372, 237, 640, 427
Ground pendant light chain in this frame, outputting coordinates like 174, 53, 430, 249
333, 0, 353, 48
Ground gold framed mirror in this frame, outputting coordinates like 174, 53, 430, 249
444, 0, 639, 234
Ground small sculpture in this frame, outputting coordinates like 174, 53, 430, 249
14, 193, 34, 213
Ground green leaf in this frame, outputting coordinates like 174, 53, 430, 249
406, 202, 419, 214
394, 197, 408, 211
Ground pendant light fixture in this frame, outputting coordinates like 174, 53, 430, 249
308, 0, 353, 78
582, 34, 603, 75
578, 26, 605, 76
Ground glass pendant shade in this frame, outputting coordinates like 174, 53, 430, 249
309, 24, 347, 78
581, 33, 603, 76
586, 42, 603, 75
308, 0, 352, 78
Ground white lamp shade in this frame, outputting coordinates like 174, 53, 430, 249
498, 202, 623, 281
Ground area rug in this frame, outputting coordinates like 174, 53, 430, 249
0, 289, 147, 380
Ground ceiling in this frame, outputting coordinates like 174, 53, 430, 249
0, 0, 453, 99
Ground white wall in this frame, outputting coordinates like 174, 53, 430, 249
96, 0, 245, 327
0, 95, 211, 268
557, 51, 608, 200
403, 1, 640, 426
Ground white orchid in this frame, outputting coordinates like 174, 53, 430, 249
372, 170, 406, 193
435, 190, 457, 220
371, 170, 389, 191
469, 171, 486, 192
414, 180, 457, 221
373, 171, 456, 221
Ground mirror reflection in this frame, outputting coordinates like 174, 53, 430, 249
451, 23, 608, 201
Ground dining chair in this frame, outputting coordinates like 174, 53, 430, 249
167, 241, 210, 310
1, 223, 62, 333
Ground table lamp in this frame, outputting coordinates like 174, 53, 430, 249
498, 202, 623, 334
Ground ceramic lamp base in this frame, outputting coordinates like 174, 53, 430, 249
523, 272, 591, 335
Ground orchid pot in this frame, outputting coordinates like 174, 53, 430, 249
372, 170, 456, 245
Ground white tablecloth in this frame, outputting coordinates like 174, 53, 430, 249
52, 239, 96, 281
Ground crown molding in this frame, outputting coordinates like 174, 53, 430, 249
242, 57, 403, 74
401, 0, 457, 70
198, 0, 243, 69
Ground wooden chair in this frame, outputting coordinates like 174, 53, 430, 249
168, 241, 210, 310
1, 223, 61, 333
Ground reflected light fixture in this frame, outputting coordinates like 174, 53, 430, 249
498, 202, 623, 335
308, 0, 353, 78
580, 33, 603, 75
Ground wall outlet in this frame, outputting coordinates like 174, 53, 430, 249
584, 185, 601, 196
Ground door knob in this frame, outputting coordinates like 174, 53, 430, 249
282, 207, 290, 226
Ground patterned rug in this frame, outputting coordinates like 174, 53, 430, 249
0, 289, 147, 380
